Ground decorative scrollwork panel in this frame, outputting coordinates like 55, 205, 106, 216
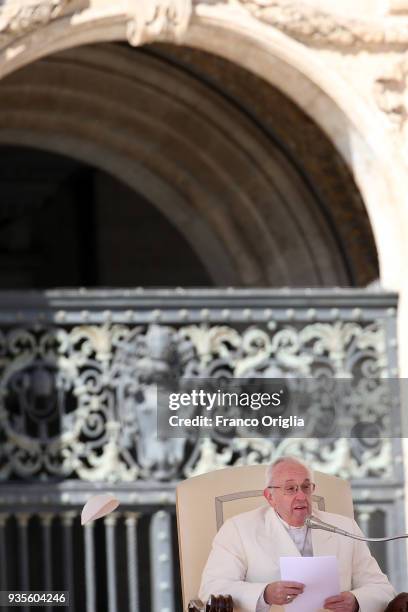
0, 300, 397, 482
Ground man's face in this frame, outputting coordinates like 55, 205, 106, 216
264, 462, 313, 527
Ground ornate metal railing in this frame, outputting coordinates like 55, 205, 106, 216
0, 288, 404, 610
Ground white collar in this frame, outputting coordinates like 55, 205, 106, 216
275, 510, 306, 530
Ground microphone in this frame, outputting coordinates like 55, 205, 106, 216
305, 515, 408, 543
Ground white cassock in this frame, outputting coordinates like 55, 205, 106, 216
199, 506, 395, 612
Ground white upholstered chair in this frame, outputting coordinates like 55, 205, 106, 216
176, 464, 354, 611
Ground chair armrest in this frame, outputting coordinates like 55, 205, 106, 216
384, 592, 408, 611
188, 595, 233, 612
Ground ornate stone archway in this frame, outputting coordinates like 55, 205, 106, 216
0, 41, 378, 287
0, 0, 407, 290
1, 0, 408, 370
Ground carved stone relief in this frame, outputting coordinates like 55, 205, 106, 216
1, 0, 408, 52
0, 0, 76, 47
0, 0, 193, 50
374, 58, 408, 132
126, 0, 192, 46
236, 0, 408, 49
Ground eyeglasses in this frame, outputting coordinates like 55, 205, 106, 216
267, 482, 316, 496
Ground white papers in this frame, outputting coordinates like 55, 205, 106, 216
280, 556, 340, 612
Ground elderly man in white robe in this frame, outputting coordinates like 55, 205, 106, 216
199, 457, 394, 612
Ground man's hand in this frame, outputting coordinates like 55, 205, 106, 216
264, 581, 304, 606
324, 591, 359, 612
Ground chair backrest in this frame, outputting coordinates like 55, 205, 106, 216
176, 464, 353, 611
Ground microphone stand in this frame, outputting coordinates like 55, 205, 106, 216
305, 515, 408, 543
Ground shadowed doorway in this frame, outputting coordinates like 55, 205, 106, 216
0, 145, 213, 289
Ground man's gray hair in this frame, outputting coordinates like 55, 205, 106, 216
264, 456, 312, 487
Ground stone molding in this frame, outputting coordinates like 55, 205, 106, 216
374, 58, 408, 132
236, 0, 408, 49
0, 0, 75, 47
0, 0, 194, 50
1, 0, 408, 52
126, 0, 192, 46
